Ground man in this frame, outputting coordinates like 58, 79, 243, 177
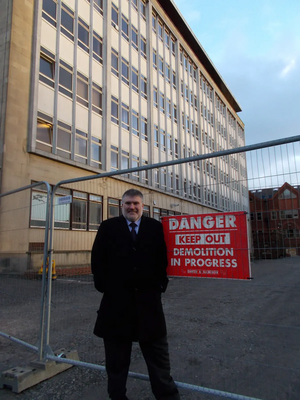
91, 189, 180, 400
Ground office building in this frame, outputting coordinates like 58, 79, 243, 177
0, 0, 247, 270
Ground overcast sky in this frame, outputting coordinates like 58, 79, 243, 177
173, 0, 300, 147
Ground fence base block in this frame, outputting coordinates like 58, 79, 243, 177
0, 349, 79, 393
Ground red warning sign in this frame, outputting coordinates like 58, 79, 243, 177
162, 212, 251, 280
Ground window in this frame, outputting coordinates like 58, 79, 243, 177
39, 51, 55, 87
167, 99, 171, 119
111, 3, 119, 29
72, 191, 87, 230
153, 86, 158, 108
166, 63, 170, 83
121, 14, 129, 41
121, 103, 129, 130
59, 60, 73, 98
111, 48, 119, 77
257, 212, 262, 221
61, 2, 74, 41
108, 198, 121, 219
132, 66, 139, 93
152, 13, 156, 32
121, 150, 129, 176
161, 168, 167, 189
131, 26, 138, 51
31, 185, 102, 231
42, 0, 57, 27
159, 56, 164, 77
93, 31, 103, 63
141, 75, 147, 99
111, 145, 118, 170
174, 139, 178, 159
175, 175, 179, 194
132, 155, 139, 181
154, 125, 159, 147
111, 96, 119, 125
153, 49, 157, 70
154, 170, 159, 188
90, 0, 103, 15
140, 1, 146, 20
132, 110, 139, 137
140, 35, 147, 59
57, 120, 71, 159
271, 211, 277, 220
167, 134, 172, 155
92, 82, 102, 115
143, 205, 150, 217
131, 0, 138, 11
89, 195, 103, 230
172, 70, 176, 89
279, 189, 297, 199
165, 30, 170, 48
75, 129, 87, 164
280, 210, 298, 219
77, 72, 88, 107
121, 57, 129, 85
171, 37, 176, 55
158, 21, 163, 41
91, 137, 101, 168
173, 104, 177, 123
141, 159, 148, 183
141, 116, 147, 141
160, 129, 166, 152
78, 17, 89, 53
185, 85, 189, 102
193, 67, 197, 82
159, 91, 165, 114
153, 207, 160, 220
36, 116, 53, 153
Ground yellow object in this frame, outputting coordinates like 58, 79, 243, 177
38, 257, 57, 280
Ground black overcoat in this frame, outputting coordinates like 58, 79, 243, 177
91, 215, 169, 342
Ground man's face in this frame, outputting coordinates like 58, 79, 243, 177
122, 195, 144, 222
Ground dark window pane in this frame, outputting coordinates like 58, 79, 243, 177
59, 67, 72, 90
77, 78, 88, 100
78, 24, 89, 45
43, 0, 56, 18
93, 37, 102, 57
57, 128, 71, 151
61, 9, 73, 33
92, 88, 102, 109
40, 57, 53, 79
72, 199, 87, 229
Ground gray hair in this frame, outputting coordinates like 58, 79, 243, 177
122, 189, 143, 201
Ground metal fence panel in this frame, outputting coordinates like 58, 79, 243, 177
0, 182, 51, 369
1, 139, 300, 399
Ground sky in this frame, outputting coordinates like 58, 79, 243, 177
172, 0, 300, 146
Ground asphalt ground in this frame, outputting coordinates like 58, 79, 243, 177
1, 257, 300, 400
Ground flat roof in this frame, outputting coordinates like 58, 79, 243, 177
158, 0, 242, 113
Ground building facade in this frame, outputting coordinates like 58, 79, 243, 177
250, 182, 300, 258
0, 0, 247, 271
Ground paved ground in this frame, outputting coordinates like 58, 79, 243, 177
1, 257, 300, 400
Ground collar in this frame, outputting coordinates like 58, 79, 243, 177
126, 217, 141, 231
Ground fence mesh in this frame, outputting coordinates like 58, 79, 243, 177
1, 142, 300, 399
0, 183, 49, 370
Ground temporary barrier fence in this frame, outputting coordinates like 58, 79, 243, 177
1, 135, 300, 399
0, 181, 51, 364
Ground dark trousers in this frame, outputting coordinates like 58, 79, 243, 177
104, 336, 180, 400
